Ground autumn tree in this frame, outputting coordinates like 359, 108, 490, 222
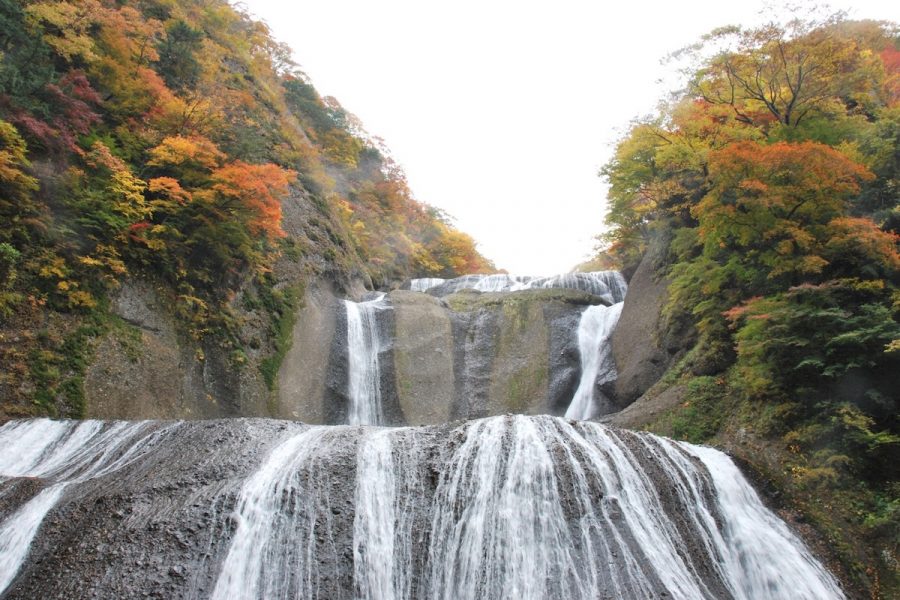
696, 140, 874, 283
689, 18, 883, 130
0, 120, 41, 246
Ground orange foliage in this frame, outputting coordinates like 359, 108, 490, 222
697, 141, 874, 280
148, 177, 193, 205
825, 217, 900, 275
211, 161, 297, 240
881, 46, 900, 106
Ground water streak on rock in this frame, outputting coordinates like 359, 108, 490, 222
0, 419, 175, 594
565, 302, 625, 420
344, 293, 389, 425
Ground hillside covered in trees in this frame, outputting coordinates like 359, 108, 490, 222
0, 0, 493, 417
593, 14, 900, 597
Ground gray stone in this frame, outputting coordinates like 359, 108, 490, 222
610, 237, 691, 408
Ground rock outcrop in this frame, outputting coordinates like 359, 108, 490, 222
84, 281, 269, 419
609, 238, 691, 408
394, 288, 600, 424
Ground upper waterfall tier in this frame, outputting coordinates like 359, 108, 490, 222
0, 416, 844, 600
409, 271, 627, 305
565, 302, 625, 420
343, 294, 390, 426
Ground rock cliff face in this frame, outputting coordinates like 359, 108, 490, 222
84, 281, 269, 420
80, 249, 680, 428
608, 237, 691, 408
84, 281, 615, 426
275, 287, 606, 426
400, 288, 594, 423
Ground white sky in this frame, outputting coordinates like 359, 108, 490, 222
241, 0, 899, 275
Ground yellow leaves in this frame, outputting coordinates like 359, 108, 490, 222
320, 130, 364, 167
148, 135, 224, 171
110, 170, 148, 214
66, 290, 96, 309
411, 243, 442, 275
85, 142, 150, 222
38, 256, 68, 280
77, 257, 103, 268
25, 0, 102, 62
0, 120, 38, 204
180, 294, 207, 310
79, 245, 127, 277
693, 21, 882, 128
27, 0, 164, 66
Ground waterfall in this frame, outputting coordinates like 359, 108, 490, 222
0, 417, 846, 598
204, 415, 844, 600
344, 293, 389, 425
411, 271, 627, 303
565, 301, 625, 420
210, 426, 337, 600
0, 271, 847, 598
0, 419, 174, 594
409, 277, 445, 292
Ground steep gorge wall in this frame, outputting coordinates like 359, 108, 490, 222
608, 235, 691, 408
82, 283, 602, 425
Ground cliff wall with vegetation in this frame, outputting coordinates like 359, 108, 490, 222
0, 0, 493, 419
593, 15, 900, 597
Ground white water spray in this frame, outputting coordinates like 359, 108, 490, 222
410, 271, 628, 304
0, 419, 174, 594
565, 302, 625, 420
344, 293, 389, 425
207, 415, 844, 600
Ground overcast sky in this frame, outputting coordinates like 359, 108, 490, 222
241, 0, 899, 275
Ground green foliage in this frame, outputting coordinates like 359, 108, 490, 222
667, 376, 730, 443
155, 20, 202, 91
0, 0, 57, 114
600, 15, 900, 596
28, 316, 106, 418
256, 281, 302, 392
728, 280, 900, 426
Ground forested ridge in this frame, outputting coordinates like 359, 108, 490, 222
0, 0, 492, 417
593, 14, 900, 596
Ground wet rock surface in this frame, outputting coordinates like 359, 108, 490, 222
0, 416, 844, 600
401, 288, 606, 422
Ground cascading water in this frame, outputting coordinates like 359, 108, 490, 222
0, 272, 847, 598
344, 293, 389, 425
0, 416, 846, 599
0, 419, 175, 595
411, 270, 628, 304
565, 301, 625, 420
408, 278, 445, 292
205, 415, 843, 600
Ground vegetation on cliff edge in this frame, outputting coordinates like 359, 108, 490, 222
0, 0, 493, 416
594, 14, 899, 597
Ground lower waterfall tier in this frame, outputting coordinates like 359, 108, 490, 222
0, 416, 843, 600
